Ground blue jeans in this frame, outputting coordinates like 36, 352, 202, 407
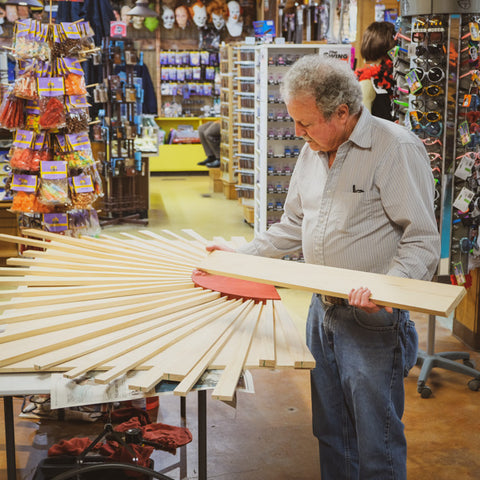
306, 294, 418, 480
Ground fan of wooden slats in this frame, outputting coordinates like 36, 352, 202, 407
0, 229, 315, 402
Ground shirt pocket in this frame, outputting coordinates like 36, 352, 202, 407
333, 190, 383, 234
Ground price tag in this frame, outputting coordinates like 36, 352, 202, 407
455, 155, 476, 180
453, 186, 475, 211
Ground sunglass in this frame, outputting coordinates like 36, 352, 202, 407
411, 121, 443, 137
413, 66, 445, 83
412, 30, 444, 43
415, 44, 446, 56
411, 98, 443, 110
413, 55, 446, 68
413, 84, 444, 96
410, 110, 443, 125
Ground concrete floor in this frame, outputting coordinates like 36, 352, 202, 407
1, 174, 480, 479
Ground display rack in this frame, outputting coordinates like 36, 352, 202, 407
158, 49, 220, 118
1, 18, 103, 238
95, 37, 149, 224
253, 44, 352, 239
234, 44, 256, 224
219, 43, 237, 199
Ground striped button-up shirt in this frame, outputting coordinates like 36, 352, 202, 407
239, 107, 440, 281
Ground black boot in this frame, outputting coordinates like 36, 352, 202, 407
205, 158, 220, 168
198, 155, 215, 166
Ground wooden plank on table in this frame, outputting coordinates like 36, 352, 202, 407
274, 306, 295, 368
197, 251, 466, 317
0, 275, 188, 287
211, 302, 262, 401
0, 281, 190, 300
6, 257, 192, 275
247, 300, 276, 368
96, 233, 198, 268
172, 301, 254, 396
273, 300, 315, 369
129, 300, 253, 394
136, 230, 205, 262
0, 282, 194, 309
63, 297, 231, 380
94, 298, 238, 384
0, 231, 182, 268
38, 302, 222, 372
19, 247, 194, 270
161, 229, 207, 254
22, 229, 191, 266
1, 287, 195, 322
129, 302, 253, 390
181, 228, 210, 246
0, 289, 219, 342
0, 292, 222, 369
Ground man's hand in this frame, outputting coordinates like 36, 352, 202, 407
206, 244, 235, 253
348, 286, 393, 314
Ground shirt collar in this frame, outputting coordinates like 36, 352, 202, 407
348, 106, 372, 149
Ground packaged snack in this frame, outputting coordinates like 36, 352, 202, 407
38, 77, 66, 130
38, 160, 70, 205
9, 130, 36, 171
13, 70, 38, 101
43, 212, 68, 232
0, 91, 25, 130
70, 173, 96, 209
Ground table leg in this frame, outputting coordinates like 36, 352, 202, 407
4, 396, 17, 480
198, 390, 207, 480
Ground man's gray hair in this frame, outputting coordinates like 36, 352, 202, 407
280, 55, 363, 120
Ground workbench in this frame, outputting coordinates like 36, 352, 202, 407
0, 372, 208, 480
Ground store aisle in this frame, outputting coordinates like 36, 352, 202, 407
1, 174, 479, 480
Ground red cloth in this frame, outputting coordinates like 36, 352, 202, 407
114, 417, 143, 433
141, 422, 193, 454
48, 437, 97, 457
106, 407, 151, 426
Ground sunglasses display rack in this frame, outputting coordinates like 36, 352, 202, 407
393, 11, 480, 282
451, 13, 480, 283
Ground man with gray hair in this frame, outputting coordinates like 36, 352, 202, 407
208, 55, 440, 479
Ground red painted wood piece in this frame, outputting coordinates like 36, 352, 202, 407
192, 270, 280, 302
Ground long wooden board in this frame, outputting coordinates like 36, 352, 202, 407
197, 251, 466, 317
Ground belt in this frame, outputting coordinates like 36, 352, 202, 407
319, 294, 349, 307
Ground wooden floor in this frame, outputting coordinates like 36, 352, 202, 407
1, 174, 480, 479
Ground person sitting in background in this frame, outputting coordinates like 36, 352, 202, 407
355, 21, 396, 121
197, 120, 221, 168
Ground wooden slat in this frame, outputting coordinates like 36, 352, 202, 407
94, 299, 238, 384
211, 303, 262, 401
128, 300, 251, 393
273, 300, 315, 369
198, 251, 466, 317
0, 282, 193, 309
0, 289, 220, 343
173, 301, 254, 396
0, 292, 222, 369
248, 300, 276, 367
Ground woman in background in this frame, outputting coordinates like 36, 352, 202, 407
355, 21, 396, 121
